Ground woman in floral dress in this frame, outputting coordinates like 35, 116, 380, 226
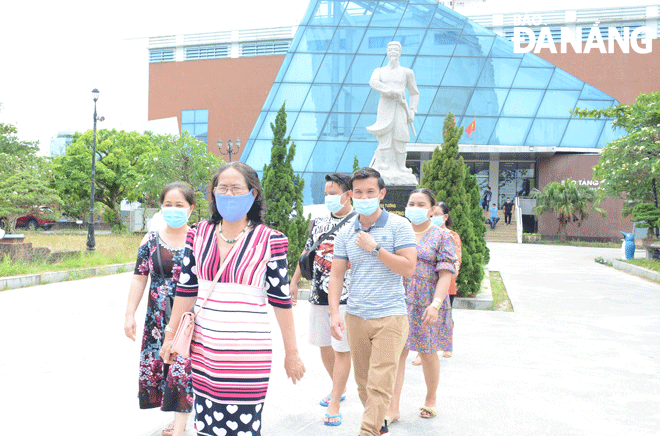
125, 182, 196, 436
387, 188, 456, 423
159, 162, 305, 436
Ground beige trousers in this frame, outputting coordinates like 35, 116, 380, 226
345, 313, 409, 436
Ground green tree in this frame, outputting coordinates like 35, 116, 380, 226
0, 120, 61, 233
262, 103, 310, 276
141, 132, 223, 224
419, 113, 485, 296
573, 92, 660, 225
530, 178, 607, 242
0, 155, 61, 233
52, 129, 159, 223
0, 122, 40, 157
464, 171, 489, 264
353, 154, 360, 173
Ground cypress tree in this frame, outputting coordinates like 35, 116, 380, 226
262, 102, 310, 276
419, 113, 485, 296
353, 155, 360, 173
464, 172, 490, 264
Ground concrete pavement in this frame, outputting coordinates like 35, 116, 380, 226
0, 242, 658, 436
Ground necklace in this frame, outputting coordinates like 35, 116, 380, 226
333, 208, 353, 219
218, 223, 249, 244
414, 223, 433, 234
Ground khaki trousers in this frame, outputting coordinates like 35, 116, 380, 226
345, 313, 409, 436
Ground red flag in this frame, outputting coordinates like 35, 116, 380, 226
465, 116, 476, 138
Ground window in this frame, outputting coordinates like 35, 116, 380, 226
185, 45, 229, 60
149, 49, 175, 63
241, 40, 290, 57
181, 110, 209, 144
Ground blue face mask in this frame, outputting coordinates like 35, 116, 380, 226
353, 196, 380, 216
215, 189, 255, 223
162, 207, 190, 229
405, 206, 430, 225
325, 194, 346, 214
430, 216, 445, 227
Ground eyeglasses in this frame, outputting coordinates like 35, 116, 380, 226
215, 185, 249, 195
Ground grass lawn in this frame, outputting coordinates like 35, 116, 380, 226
624, 258, 660, 273
0, 231, 144, 277
490, 271, 513, 312
528, 239, 620, 248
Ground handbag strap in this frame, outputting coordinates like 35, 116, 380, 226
308, 211, 357, 253
192, 225, 244, 316
154, 231, 165, 278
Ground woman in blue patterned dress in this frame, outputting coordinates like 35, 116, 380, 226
125, 182, 196, 436
387, 188, 456, 423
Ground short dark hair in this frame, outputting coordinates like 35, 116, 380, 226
437, 201, 453, 228
208, 162, 265, 225
159, 182, 196, 206
325, 173, 351, 192
487, 186, 491, 190
409, 188, 436, 206
351, 167, 384, 190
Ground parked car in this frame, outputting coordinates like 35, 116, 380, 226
1, 207, 56, 230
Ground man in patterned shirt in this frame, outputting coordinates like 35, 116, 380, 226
291, 173, 355, 426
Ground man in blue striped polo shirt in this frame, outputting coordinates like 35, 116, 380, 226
328, 167, 417, 436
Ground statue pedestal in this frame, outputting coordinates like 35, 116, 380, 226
382, 185, 417, 218
381, 171, 418, 186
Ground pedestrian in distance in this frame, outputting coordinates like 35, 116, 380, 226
503, 197, 515, 226
481, 186, 492, 210
124, 182, 196, 436
387, 189, 457, 424
159, 162, 305, 436
489, 202, 499, 230
328, 167, 417, 436
290, 173, 355, 426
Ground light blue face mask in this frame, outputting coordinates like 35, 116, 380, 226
325, 194, 346, 214
405, 206, 430, 225
162, 206, 190, 229
353, 196, 380, 216
430, 216, 445, 227
215, 189, 255, 223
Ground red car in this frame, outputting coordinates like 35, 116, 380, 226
11, 207, 56, 230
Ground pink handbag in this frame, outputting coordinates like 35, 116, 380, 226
171, 258, 227, 358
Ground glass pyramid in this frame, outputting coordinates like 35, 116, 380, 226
241, 0, 620, 204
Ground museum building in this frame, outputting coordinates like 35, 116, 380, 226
147, 0, 660, 239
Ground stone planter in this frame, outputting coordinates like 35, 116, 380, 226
523, 234, 541, 242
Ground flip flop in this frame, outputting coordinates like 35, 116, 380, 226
419, 406, 437, 419
162, 422, 174, 436
324, 412, 342, 426
319, 393, 346, 407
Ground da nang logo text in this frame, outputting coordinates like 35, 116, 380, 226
512, 14, 652, 54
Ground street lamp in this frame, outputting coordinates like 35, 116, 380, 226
217, 138, 241, 162
87, 88, 104, 253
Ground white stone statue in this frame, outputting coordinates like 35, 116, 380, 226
366, 41, 419, 186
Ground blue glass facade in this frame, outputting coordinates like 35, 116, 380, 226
241, 0, 620, 204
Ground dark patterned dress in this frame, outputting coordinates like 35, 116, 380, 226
134, 231, 193, 412
403, 226, 457, 354
175, 221, 292, 436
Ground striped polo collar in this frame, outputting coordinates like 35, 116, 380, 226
354, 208, 389, 232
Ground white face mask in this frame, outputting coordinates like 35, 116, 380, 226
405, 206, 430, 225
325, 194, 346, 214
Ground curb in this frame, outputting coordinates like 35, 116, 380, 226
295, 269, 494, 311
612, 259, 660, 283
0, 262, 136, 291
454, 268, 493, 310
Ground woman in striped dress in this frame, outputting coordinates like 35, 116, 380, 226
160, 162, 305, 436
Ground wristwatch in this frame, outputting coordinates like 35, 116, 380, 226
370, 244, 381, 258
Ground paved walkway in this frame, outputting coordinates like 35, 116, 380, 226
0, 243, 658, 436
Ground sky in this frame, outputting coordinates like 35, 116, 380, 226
0, 0, 635, 155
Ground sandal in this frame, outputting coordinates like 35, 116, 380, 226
443, 351, 452, 358
319, 393, 346, 407
419, 406, 437, 419
412, 354, 422, 366
162, 422, 174, 436
324, 412, 342, 426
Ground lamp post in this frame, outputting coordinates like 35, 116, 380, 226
217, 138, 241, 162
87, 89, 104, 253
